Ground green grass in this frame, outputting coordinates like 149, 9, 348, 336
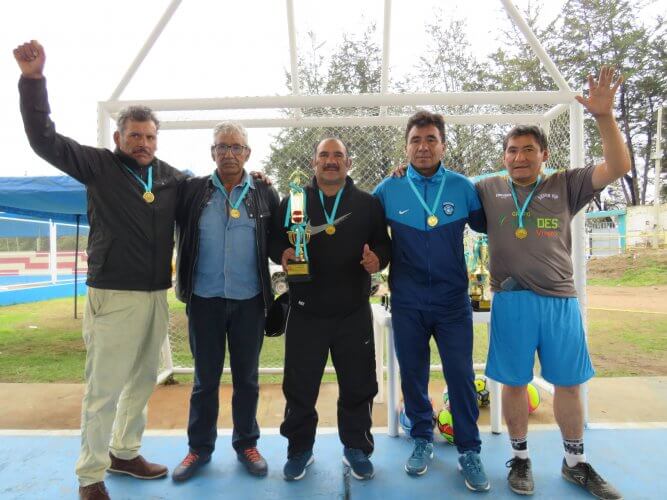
0, 292, 664, 382
587, 251, 667, 287
588, 263, 667, 286
0, 297, 86, 382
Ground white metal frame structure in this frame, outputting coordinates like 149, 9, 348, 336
96, 0, 588, 424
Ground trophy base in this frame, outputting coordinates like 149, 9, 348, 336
286, 260, 311, 283
472, 298, 491, 312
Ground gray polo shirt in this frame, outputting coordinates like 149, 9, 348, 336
476, 166, 599, 297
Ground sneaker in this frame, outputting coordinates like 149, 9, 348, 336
458, 450, 491, 492
343, 448, 375, 480
506, 457, 534, 495
78, 481, 110, 500
405, 438, 434, 476
108, 453, 168, 479
283, 450, 314, 481
237, 447, 268, 477
172, 451, 211, 482
561, 459, 623, 499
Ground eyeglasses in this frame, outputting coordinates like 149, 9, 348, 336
212, 143, 248, 155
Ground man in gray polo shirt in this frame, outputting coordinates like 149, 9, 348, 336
476, 66, 630, 499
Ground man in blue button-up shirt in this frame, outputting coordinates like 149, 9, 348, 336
173, 122, 279, 482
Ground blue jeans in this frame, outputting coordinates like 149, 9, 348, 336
186, 293, 265, 455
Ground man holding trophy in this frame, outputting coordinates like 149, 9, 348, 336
270, 137, 391, 482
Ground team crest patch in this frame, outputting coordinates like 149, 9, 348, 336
442, 202, 455, 216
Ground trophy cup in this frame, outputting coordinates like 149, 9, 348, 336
470, 236, 491, 312
285, 169, 312, 283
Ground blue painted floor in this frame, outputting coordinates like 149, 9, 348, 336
0, 428, 664, 499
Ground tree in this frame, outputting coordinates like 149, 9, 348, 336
264, 27, 403, 194
403, 15, 503, 176
551, 0, 666, 206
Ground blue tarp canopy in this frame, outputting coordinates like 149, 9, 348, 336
0, 176, 88, 224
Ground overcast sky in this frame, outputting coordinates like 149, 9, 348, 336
1, 0, 662, 178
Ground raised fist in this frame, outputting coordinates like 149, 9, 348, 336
13, 40, 45, 79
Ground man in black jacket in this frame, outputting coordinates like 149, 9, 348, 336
172, 122, 279, 481
270, 138, 391, 482
14, 40, 183, 500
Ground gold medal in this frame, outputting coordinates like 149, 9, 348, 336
515, 227, 528, 239
427, 215, 438, 227
230, 208, 241, 219
325, 225, 336, 235
142, 191, 155, 203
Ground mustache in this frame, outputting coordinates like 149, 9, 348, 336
132, 147, 151, 155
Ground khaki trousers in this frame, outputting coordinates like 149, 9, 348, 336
75, 287, 168, 486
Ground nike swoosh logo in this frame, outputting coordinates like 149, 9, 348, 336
307, 213, 351, 235
398, 209, 409, 215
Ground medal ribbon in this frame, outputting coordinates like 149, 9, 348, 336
211, 170, 251, 214
508, 175, 541, 229
406, 165, 447, 226
123, 164, 153, 196
283, 182, 309, 261
318, 186, 344, 228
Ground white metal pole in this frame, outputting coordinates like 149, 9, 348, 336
97, 103, 111, 148
103, 90, 578, 113
49, 220, 57, 284
109, 0, 183, 101
285, 0, 302, 119
570, 101, 589, 425
653, 107, 663, 248
155, 113, 545, 131
500, 0, 571, 91
380, 0, 392, 117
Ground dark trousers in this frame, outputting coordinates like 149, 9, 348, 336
186, 293, 265, 455
392, 306, 481, 454
281, 303, 378, 457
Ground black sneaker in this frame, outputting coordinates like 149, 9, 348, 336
561, 459, 623, 499
172, 452, 211, 482
506, 457, 534, 495
237, 447, 268, 477
343, 448, 375, 480
283, 450, 314, 481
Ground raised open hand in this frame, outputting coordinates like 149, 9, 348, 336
13, 40, 45, 79
575, 65, 623, 118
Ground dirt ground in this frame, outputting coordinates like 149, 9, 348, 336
1, 285, 665, 430
587, 284, 667, 313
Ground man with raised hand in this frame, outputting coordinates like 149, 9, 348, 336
172, 122, 279, 481
373, 111, 490, 493
270, 138, 391, 482
476, 66, 629, 499
14, 40, 184, 500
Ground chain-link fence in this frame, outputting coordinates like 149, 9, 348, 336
159, 103, 573, 381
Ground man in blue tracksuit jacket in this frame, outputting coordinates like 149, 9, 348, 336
373, 110, 489, 492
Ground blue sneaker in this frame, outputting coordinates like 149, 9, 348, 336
458, 451, 490, 492
405, 438, 434, 476
283, 450, 314, 481
343, 448, 374, 480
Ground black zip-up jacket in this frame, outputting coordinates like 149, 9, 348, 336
174, 174, 279, 313
18, 77, 184, 291
269, 176, 391, 317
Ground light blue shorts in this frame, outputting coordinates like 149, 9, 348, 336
485, 290, 595, 387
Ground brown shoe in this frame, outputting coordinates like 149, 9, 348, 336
108, 453, 168, 479
79, 481, 110, 500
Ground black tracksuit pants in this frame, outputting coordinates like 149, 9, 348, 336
281, 302, 378, 457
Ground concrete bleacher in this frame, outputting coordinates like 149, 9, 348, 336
0, 251, 87, 276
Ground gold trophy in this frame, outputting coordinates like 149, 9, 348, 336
285, 169, 312, 283
469, 236, 491, 312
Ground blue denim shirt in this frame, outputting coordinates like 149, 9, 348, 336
193, 172, 260, 299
